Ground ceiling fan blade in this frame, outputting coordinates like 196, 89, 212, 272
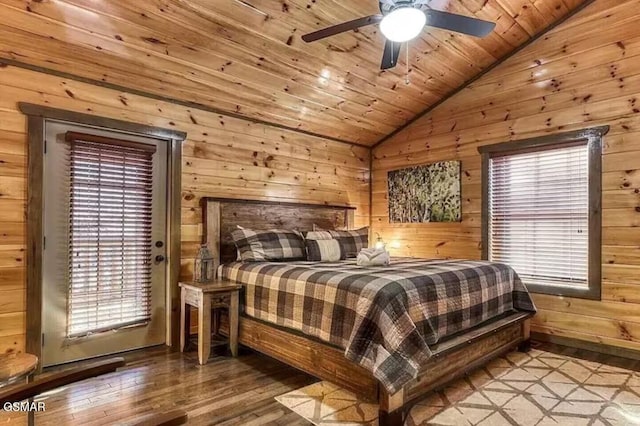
425, 10, 496, 38
381, 40, 401, 70
302, 15, 383, 43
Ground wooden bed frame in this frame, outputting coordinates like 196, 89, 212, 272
202, 197, 532, 425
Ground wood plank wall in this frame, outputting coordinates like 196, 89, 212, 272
372, 0, 640, 352
0, 0, 584, 146
0, 65, 370, 355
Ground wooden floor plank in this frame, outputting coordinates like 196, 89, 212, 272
0, 347, 315, 425
2, 341, 638, 425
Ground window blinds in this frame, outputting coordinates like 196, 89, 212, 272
488, 142, 589, 288
66, 132, 156, 338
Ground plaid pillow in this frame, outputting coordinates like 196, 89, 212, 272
328, 227, 369, 258
230, 228, 306, 262
306, 239, 343, 262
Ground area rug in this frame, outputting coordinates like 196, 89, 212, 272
275, 347, 640, 425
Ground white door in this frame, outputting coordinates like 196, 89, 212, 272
42, 120, 168, 366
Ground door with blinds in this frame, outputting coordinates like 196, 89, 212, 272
42, 120, 168, 366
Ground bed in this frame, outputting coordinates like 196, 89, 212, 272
202, 198, 535, 425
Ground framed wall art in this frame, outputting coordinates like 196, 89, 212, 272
388, 161, 461, 223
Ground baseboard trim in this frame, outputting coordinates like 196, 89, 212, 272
532, 332, 640, 361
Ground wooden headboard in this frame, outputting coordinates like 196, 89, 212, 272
201, 198, 356, 272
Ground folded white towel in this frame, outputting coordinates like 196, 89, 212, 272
356, 248, 390, 266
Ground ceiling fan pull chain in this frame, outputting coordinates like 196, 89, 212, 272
405, 42, 410, 85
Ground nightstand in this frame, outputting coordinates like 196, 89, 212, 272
179, 280, 242, 365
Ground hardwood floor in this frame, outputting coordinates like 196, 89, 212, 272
0, 347, 315, 425
2, 341, 640, 425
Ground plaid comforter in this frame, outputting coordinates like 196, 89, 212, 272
219, 258, 535, 393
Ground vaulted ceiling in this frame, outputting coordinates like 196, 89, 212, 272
0, 0, 587, 146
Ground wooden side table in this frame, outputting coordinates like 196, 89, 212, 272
179, 280, 242, 365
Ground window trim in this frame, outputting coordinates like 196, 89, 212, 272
478, 126, 608, 300
21, 103, 186, 369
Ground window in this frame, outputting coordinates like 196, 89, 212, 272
66, 131, 156, 337
479, 127, 607, 300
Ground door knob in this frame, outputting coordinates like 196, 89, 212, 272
155, 255, 166, 263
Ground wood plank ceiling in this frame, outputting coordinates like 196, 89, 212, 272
0, 0, 587, 146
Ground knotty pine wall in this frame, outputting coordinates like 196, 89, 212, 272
0, 65, 370, 354
0, 0, 584, 146
372, 0, 640, 352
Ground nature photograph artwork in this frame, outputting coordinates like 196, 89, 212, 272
388, 161, 461, 223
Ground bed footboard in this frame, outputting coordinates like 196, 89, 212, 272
219, 313, 531, 425
378, 315, 530, 425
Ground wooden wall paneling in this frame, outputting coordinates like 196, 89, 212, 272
504, 1, 636, 69
0, 3, 396, 137
231, 0, 469, 99
454, 0, 529, 48
0, 313, 24, 339
0, 95, 365, 203
0, 31, 378, 145
603, 282, 640, 304
0, 289, 24, 314
175, 1, 388, 79
191, 0, 438, 99
373, 0, 595, 147
532, 0, 571, 22
372, 0, 640, 354
0, 268, 24, 292
0, 0, 587, 146
408, 39, 476, 94
0, 335, 25, 355
0, 1, 388, 143
0, 63, 370, 354
444, 2, 518, 56
0, 69, 371, 178
422, 3, 629, 116
495, 0, 552, 36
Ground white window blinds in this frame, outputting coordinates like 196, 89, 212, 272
66, 132, 156, 338
488, 142, 589, 289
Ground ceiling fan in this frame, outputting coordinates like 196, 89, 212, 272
301, 0, 496, 70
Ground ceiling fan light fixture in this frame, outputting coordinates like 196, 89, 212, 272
380, 7, 426, 42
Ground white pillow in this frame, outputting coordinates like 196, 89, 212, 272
306, 239, 342, 262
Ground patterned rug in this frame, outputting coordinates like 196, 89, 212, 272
275, 347, 640, 425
